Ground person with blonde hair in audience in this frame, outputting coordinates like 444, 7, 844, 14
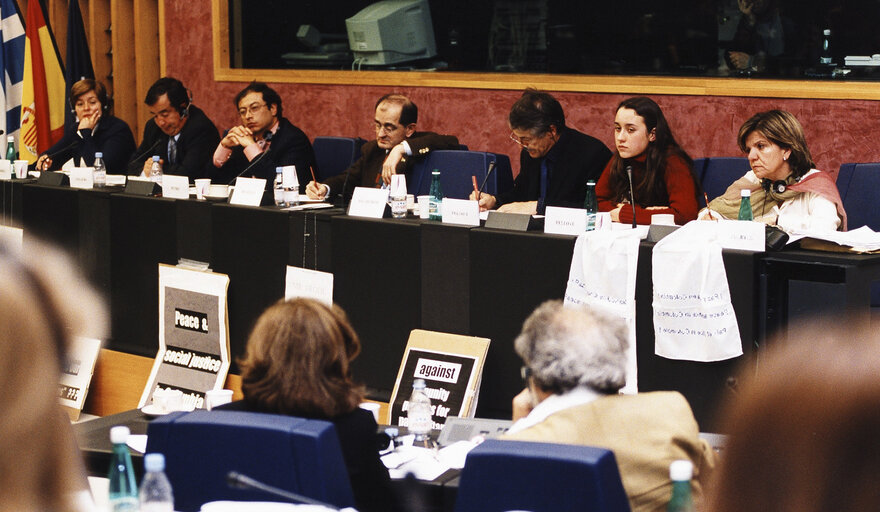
0, 241, 107, 512
708, 318, 880, 511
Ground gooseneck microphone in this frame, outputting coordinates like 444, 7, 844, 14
125, 138, 162, 174
226, 471, 342, 509
477, 160, 496, 196
37, 139, 81, 170
625, 165, 636, 229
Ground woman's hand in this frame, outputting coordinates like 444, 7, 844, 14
35, 154, 52, 171
77, 109, 101, 131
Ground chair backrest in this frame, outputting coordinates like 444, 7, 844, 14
454, 439, 631, 512
702, 157, 750, 202
145, 410, 355, 512
409, 150, 514, 199
313, 136, 365, 181
837, 162, 880, 231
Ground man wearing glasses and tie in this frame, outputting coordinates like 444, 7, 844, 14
471, 89, 611, 215
211, 81, 316, 186
305, 93, 459, 203
128, 77, 220, 181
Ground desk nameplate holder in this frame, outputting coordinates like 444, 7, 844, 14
37, 171, 70, 187
124, 179, 160, 196
485, 211, 542, 231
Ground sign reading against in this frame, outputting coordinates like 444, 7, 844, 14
387, 330, 490, 429
59, 336, 102, 421
139, 265, 231, 410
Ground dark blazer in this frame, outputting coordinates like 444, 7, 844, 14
323, 131, 460, 202
215, 400, 398, 512
42, 115, 136, 174
127, 105, 220, 181
210, 117, 316, 186
495, 127, 612, 213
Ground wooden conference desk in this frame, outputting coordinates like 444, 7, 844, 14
9, 181, 880, 430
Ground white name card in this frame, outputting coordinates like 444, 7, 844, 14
69, 167, 95, 189
544, 206, 588, 235
715, 219, 765, 251
0, 160, 11, 179
162, 174, 190, 199
441, 198, 480, 226
229, 177, 266, 206
285, 266, 334, 305
348, 187, 390, 218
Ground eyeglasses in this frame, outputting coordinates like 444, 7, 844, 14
374, 122, 401, 134
238, 102, 267, 117
510, 131, 544, 148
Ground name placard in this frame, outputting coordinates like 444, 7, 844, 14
162, 174, 190, 199
715, 219, 765, 252
441, 198, 480, 226
229, 177, 266, 206
0, 160, 11, 180
544, 206, 588, 235
348, 187, 390, 218
59, 336, 102, 421
69, 167, 95, 189
285, 265, 334, 305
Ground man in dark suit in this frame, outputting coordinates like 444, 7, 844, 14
304, 93, 459, 203
210, 81, 316, 186
127, 77, 220, 181
471, 89, 611, 214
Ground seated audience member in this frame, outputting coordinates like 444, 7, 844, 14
596, 96, 700, 225
470, 89, 611, 214
35, 79, 136, 173
211, 81, 316, 186
127, 77, 220, 181
503, 300, 714, 512
724, 0, 804, 75
215, 298, 398, 512
708, 320, 880, 511
701, 109, 846, 231
0, 241, 107, 512
305, 93, 459, 202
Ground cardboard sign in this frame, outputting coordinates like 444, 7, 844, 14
69, 167, 95, 189
441, 198, 480, 226
139, 265, 231, 410
387, 329, 490, 428
285, 265, 334, 305
544, 206, 588, 235
348, 187, 390, 218
0, 160, 11, 180
161, 174, 191, 199
59, 336, 102, 421
229, 177, 266, 206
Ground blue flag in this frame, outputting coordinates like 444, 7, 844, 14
0, 0, 25, 139
64, 0, 94, 129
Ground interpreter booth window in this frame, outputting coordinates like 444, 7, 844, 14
228, 0, 880, 80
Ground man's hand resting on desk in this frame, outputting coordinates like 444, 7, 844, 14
498, 201, 538, 215
306, 180, 328, 200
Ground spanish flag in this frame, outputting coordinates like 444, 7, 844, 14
19, 0, 64, 162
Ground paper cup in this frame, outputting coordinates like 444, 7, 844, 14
13, 160, 28, 178
359, 402, 381, 422
195, 179, 211, 200
406, 194, 415, 210
651, 214, 676, 226
417, 195, 431, 219
595, 212, 612, 231
205, 389, 234, 411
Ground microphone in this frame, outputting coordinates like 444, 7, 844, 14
229, 146, 271, 185
126, 138, 162, 174
625, 165, 636, 228
335, 165, 352, 209
477, 160, 496, 197
225, 471, 343, 510
36, 139, 81, 170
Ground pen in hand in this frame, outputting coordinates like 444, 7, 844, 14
471, 175, 480, 200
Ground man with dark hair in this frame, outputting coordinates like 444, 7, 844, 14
471, 89, 611, 214
211, 81, 316, 185
127, 77, 220, 181
305, 93, 459, 202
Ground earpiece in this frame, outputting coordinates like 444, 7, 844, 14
180, 89, 194, 118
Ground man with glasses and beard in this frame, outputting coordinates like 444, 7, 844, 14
305, 93, 459, 203
471, 89, 611, 215
211, 81, 316, 186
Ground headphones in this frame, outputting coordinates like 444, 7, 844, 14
761, 178, 788, 194
179, 89, 194, 119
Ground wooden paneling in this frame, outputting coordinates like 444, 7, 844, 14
132, 0, 159, 132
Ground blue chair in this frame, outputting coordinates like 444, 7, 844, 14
702, 157, 750, 202
145, 410, 354, 512
409, 150, 514, 199
313, 136, 365, 181
836, 162, 880, 307
454, 439, 631, 512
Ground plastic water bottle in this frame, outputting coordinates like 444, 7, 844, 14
283, 165, 299, 207
820, 29, 832, 65
667, 460, 695, 512
139, 453, 175, 512
93, 152, 106, 188
107, 426, 138, 511
738, 189, 753, 221
407, 378, 433, 446
584, 180, 597, 230
150, 155, 163, 186
5, 136, 15, 178
389, 175, 407, 219
274, 166, 286, 207
428, 170, 443, 221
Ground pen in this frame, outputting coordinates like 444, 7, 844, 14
704, 192, 717, 221
309, 164, 317, 184
472, 175, 480, 200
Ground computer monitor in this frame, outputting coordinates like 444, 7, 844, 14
345, 0, 437, 66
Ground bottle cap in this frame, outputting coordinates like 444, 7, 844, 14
144, 453, 166, 472
432, 170, 440, 175
110, 425, 130, 444
413, 378, 426, 390
741, 189, 751, 197
384, 427, 399, 438
823, 29, 831, 35
152, 155, 161, 162
669, 459, 693, 481
276, 166, 283, 173
95, 152, 103, 158
586, 180, 596, 185
6, 136, 13, 142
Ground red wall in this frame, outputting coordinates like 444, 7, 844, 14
166, 1, 880, 180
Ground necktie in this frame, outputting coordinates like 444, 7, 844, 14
168, 138, 178, 165
539, 160, 549, 203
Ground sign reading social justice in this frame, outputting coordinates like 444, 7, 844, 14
388, 330, 490, 429
139, 265, 231, 410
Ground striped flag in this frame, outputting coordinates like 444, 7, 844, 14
64, 0, 94, 130
20, 0, 65, 162
0, 0, 25, 141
